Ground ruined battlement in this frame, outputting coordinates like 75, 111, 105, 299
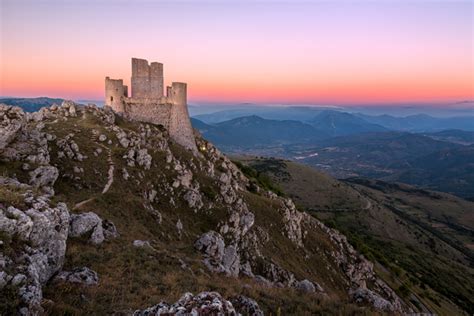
105, 58, 197, 152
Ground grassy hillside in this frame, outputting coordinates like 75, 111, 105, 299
1, 104, 405, 315
237, 157, 474, 314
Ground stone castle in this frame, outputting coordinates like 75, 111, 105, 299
105, 58, 197, 152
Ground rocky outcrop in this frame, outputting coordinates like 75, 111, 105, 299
0, 104, 25, 150
133, 291, 237, 316
0, 183, 70, 315
306, 214, 405, 312
29, 166, 58, 195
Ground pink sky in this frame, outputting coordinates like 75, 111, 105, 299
1, 0, 473, 105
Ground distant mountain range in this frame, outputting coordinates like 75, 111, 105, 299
0, 97, 64, 112
194, 108, 474, 132
191, 116, 327, 148
193, 115, 474, 198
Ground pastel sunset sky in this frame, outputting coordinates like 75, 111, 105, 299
1, 0, 473, 105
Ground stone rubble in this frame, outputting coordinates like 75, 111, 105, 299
133, 291, 237, 316
54, 267, 99, 286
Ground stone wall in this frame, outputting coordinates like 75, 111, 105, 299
123, 98, 173, 131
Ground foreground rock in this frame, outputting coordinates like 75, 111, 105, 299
0, 181, 70, 315
133, 291, 238, 315
54, 267, 99, 286
69, 212, 117, 244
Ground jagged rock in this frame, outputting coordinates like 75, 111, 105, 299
69, 212, 104, 244
280, 199, 304, 247
29, 166, 58, 188
0, 190, 70, 314
0, 104, 25, 150
61, 100, 77, 117
136, 148, 152, 169
306, 214, 405, 312
116, 131, 130, 148
183, 189, 203, 210
195, 231, 243, 277
133, 291, 237, 316
124, 147, 152, 169
54, 267, 98, 286
195, 231, 225, 263
222, 245, 240, 277
230, 295, 264, 316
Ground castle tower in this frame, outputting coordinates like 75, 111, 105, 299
169, 82, 197, 152
131, 58, 150, 98
105, 77, 126, 112
131, 58, 164, 98
149, 62, 164, 98
105, 58, 198, 154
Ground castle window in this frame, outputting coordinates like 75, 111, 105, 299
110, 96, 114, 101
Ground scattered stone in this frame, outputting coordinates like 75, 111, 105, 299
133, 240, 151, 248
54, 267, 99, 286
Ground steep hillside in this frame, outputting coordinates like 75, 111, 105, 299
237, 157, 474, 314
1, 103, 409, 315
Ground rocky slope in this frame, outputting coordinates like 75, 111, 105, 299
1, 102, 408, 315
237, 157, 473, 314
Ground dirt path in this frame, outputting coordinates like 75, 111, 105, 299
102, 146, 114, 194
73, 135, 115, 210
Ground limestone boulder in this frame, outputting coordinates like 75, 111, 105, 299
54, 267, 99, 286
69, 212, 104, 244
294, 279, 324, 293
194, 231, 225, 263
0, 104, 25, 150
29, 166, 59, 189
0, 190, 70, 315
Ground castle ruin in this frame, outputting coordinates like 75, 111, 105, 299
105, 58, 197, 152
